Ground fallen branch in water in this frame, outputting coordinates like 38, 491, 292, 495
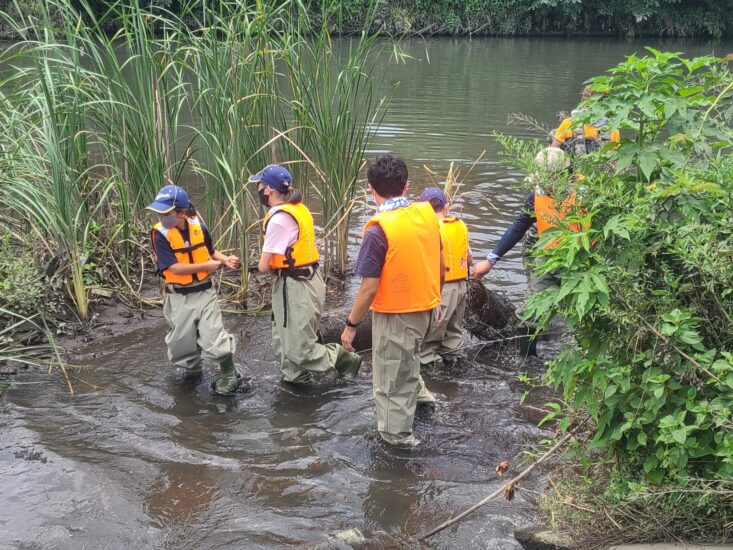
417, 419, 588, 541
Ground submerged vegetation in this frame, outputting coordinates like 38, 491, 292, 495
0, 0, 390, 327
504, 49, 733, 546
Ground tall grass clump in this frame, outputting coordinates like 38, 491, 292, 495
284, 1, 391, 274
78, 1, 190, 274
0, 2, 116, 320
182, 0, 292, 292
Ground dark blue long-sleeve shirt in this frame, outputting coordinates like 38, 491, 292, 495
487, 192, 536, 264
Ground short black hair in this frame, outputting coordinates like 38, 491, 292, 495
367, 155, 408, 198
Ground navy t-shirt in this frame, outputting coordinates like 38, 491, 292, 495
152, 221, 215, 271
354, 224, 389, 278
354, 214, 443, 279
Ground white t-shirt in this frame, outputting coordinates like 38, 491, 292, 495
262, 208, 299, 255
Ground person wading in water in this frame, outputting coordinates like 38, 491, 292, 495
341, 155, 444, 447
252, 164, 362, 386
472, 148, 575, 357
147, 183, 242, 395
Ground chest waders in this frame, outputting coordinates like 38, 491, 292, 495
276, 262, 318, 328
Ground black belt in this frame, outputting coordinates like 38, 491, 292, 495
276, 263, 318, 328
164, 280, 212, 295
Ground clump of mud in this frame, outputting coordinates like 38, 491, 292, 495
464, 280, 519, 341
319, 310, 373, 352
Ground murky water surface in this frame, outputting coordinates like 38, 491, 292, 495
2, 37, 731, 549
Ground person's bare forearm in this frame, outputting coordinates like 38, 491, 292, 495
168, 261, 217, 275
258, 252, 273, 273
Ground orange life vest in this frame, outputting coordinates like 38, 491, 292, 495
152, 217, 212, 285
364, 202, 441, 314
439, 217, 469, 282
534, 192, 579, 249
263, 202, 319, 270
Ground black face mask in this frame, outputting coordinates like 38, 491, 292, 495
258, 188, 269, 207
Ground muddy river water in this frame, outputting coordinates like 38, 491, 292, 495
2, 37, 731, 549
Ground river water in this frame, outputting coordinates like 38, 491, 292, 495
2, 37, 731, 549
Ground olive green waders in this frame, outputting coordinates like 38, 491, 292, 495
163, 286, 236, 370
419, 279, 467, 366
372, 308, 437, 446
271, 269, 344, 383
517, 253, 559, 356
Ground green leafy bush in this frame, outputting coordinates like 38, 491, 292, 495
521, 49, 733, 481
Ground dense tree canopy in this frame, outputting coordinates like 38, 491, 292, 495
1, 0, 732, 36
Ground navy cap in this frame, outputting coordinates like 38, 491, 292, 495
249, 164, 292, 194
146, 184, 190, 214
420, 187, 448, 207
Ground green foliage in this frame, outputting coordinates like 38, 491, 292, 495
0, 235, 44, 318
0, 0, 391, 320
517, 49, 733, 480
303, 0, 733, 36
5, 0, 732, 36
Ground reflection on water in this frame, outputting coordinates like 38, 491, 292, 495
2, 36, 732, 549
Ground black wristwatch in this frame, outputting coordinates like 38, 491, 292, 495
345, 318, 358, 328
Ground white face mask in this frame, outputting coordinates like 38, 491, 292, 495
159, 212, 179, 229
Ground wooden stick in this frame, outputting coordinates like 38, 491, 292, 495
418, 421, 585, 540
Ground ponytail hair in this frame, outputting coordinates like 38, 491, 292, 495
284, 187, 303, 205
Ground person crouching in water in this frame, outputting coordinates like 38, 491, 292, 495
147, 184, 242, 395
418, 188, 472, 368
251, 164, 362, 385
341, 155, 444, 447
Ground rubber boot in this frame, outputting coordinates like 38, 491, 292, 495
183, 363, 203, 379
416, 375, 436, 406
334, 347, 362, 377
213, 355, 241, 395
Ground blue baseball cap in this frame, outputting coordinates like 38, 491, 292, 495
146, 184, 190, 214
249, 164, 292, 194
420, 187, 448, 207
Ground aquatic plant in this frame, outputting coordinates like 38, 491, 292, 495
0, 1, 117, 320
182, 0, 292, 292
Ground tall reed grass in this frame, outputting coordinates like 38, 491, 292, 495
284, 1, 390, 273
0, 0, 392, 322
